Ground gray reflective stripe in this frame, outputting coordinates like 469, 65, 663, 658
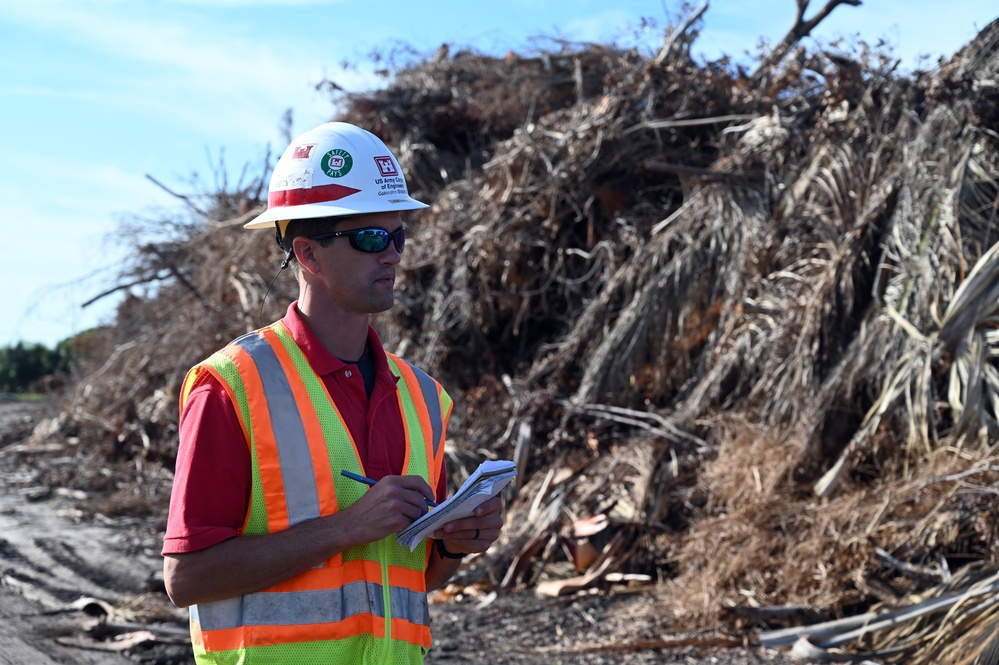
390, 584, 429, 627
400, 359, 443, 458
234, 332, 320, 526
194, 581, 430, 630
189, 602, 202, 626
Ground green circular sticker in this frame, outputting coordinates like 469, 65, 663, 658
321, 149, 353, 178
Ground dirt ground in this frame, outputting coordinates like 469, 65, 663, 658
0, 399, 814, 665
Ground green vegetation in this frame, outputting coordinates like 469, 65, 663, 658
0, 340, 76, 393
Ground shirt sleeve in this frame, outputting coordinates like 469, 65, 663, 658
162, 374, 251, 555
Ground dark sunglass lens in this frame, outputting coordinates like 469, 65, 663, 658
392, 227, 405, 253
352, 229, 390, 253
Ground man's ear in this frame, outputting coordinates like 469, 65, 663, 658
291, 237, 321, 275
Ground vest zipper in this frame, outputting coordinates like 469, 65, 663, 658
380, 538, 393, 665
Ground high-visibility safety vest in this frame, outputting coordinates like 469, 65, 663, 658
178, 321, 451, 664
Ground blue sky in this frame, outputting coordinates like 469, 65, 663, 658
1, 0, 995, 347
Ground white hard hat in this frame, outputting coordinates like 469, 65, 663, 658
244, 122, 428, 229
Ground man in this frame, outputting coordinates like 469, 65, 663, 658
162, 121, 504, 664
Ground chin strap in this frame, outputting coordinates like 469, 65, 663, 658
274, 222, 286, 249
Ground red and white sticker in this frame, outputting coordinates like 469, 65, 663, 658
374, 156, 399, 177
291, 144, 316, 160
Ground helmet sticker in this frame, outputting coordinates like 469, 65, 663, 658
274, 166, 315, 190
374, 156, 399, 177
321, 149, 353, 178
291, 144, 316, 160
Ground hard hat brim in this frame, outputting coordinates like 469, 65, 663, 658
243, 197, 429, 229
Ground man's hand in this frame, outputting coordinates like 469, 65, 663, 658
340, 475, 437, 547
432, 495, 505, 556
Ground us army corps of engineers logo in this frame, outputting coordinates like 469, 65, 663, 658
321, 149, 353, 178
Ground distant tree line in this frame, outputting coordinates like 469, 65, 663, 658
0, 340, 76, 393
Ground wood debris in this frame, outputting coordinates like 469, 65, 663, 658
8, 6, 999, 663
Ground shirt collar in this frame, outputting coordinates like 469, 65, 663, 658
281, 301, 396, 384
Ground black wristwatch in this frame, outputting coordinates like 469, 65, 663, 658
435, 539, 466, 560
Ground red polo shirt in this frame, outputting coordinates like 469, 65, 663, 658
162, 302, 447, 555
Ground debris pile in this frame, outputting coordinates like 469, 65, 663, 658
11, 5, 999, 662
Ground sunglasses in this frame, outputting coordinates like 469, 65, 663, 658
308, 226, 405, 254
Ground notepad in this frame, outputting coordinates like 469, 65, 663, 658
396, 459, 517, 551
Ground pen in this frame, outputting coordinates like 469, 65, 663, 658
340, 470, 438, 507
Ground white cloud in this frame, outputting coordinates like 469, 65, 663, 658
0, 2, 377, 144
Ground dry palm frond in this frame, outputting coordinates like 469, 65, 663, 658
815, 238, 999, 497
761, 563, 999, 664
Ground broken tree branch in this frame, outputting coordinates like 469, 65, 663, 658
751, 0, 863, 83
654, 1, 708, 66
